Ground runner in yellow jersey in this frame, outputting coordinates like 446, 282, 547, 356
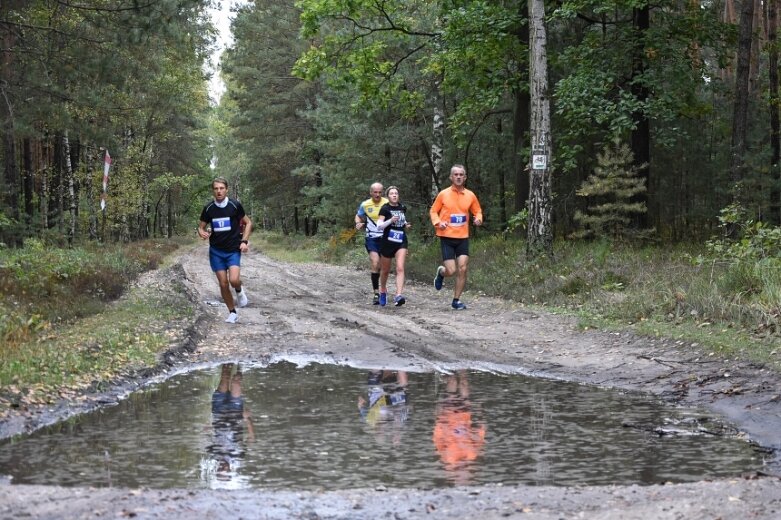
355, 182, 389, 304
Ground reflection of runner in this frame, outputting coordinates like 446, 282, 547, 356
203, 363, 254, 486
358, 370, 410, 445
433, 371, 486, 484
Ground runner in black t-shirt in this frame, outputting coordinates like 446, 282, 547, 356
376, 186, 411, 307
198, 177, 252, 323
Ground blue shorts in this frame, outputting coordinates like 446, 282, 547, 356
209, 247, 241, 272
365, 236, 382, 254
212, 391, 245, 414
440, 237, 469, 261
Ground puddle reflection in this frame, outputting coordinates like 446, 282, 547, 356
201, 363, 254, 488
434, 370, 486, 485
0, 362, 767, 490
358, 370, 410, 447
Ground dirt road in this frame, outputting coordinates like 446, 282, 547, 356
1, 243, 780, 519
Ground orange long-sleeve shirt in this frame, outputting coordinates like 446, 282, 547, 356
429, 186, 483, 239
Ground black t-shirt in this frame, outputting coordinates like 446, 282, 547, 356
379, 202, 408, 247
200, 198, 246, 252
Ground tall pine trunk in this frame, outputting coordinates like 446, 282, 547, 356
513, 7, 531, 224
769, 0, 781, 224
730, 0, 756, 207
631, 5, 651, 229
0, 1, 20, 245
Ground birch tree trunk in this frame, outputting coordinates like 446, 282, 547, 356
431, 91, 445, 199
63, 131, 76, 244
86, 149, 98, 240
527, 0, 553, 257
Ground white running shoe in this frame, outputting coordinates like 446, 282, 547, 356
225, 312, 239, 324
237, 290, 248, 308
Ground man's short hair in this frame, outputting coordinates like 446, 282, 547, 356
212, 176, 229, 188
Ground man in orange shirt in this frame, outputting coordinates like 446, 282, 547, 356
429, 164, 483, 310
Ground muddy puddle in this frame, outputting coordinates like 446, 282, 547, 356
0, 361, 768, 490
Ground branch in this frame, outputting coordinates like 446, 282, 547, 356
55, 0, 157, 13
0, 20, 109, 45
464, 109, 513, 166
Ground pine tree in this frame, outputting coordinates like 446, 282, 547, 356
575, 138, 648, 238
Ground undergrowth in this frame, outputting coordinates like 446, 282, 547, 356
0, 238, 188, 411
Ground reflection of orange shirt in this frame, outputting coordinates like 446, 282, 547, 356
433, 409, 486, 466
430, 186, 483, 239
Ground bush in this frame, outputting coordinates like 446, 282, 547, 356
0, 239, 180, 349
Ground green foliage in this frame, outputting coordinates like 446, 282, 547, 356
552, 0, 733, 167
425, 2, 526, 142
506, 208, 529, 234
704, 204, 781, 262
574, 139, 647, 238
293, 0, 437, 114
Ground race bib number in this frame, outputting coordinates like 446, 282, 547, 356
450, 214, 467, 226
388, 230, 404, 243
212, 216, 231, 232
388, 391, 407, 406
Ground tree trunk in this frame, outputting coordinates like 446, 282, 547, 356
41, 163, 49, 231
167, 189, 174, 238
23, 138, 33, 229
54, 133, 64, 232
431, 91, 445, 199
527, 0, 553, 257
63, 131, 76, 244
497, 118, 508, 228
513, 8, 531, 222
631, 6, 651, 229
0, 0, 20, 245
769, 0, 781, 224
86, 149, 98, 240
730, 0, 756, 205
513, 88, 530, 217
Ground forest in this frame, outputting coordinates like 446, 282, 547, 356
1, 0, 780, 248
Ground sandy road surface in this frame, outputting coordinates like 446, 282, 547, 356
1, 242, 780, 519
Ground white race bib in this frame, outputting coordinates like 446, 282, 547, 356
388, 230, 404, 243
212, 216, 231, 232
450, 214, 467, 227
